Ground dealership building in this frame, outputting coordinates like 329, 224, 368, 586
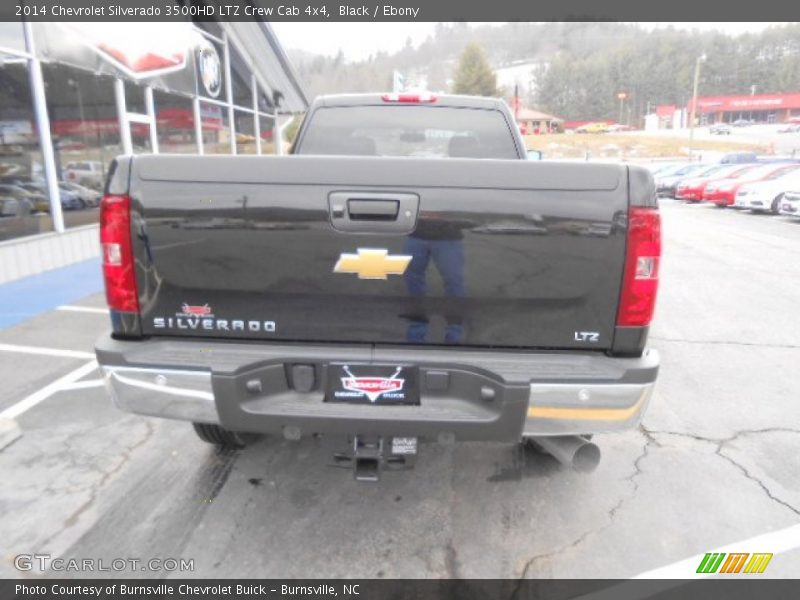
0, 21, 307, 283
646, 92, 800, 131
688, 92, 800, 125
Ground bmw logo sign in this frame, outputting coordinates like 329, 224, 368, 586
198, 42, 222, 98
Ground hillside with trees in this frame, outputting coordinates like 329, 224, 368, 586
286, 22, 800, 123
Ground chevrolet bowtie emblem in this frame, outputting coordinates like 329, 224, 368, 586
333, 248, 412, 280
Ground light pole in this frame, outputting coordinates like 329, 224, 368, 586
617, 91, 627, 125
688, 53, 706, 162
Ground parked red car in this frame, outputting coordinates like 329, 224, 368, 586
675, 164, 758, 202
703, 163, 800, 206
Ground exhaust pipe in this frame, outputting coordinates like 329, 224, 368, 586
532, 435, 601, 473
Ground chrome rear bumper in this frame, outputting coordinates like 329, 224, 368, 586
524, 381, 654, 435
102, 366, 218, 424
101, 350, 657, 437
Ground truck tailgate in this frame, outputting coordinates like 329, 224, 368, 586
129, 155, 628, 350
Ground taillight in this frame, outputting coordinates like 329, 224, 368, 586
617, 207, 661, 327
100, 194, 139, 312
381, 93, 437, 103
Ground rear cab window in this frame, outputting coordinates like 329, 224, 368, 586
294, 105, 520, 159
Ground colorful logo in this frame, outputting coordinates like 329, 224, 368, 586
696, 552, 773, 574
340, 365, 405, 403
180, 303, 213, 317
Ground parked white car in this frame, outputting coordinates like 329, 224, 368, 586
779, 190, 800, 218
63, 160, 105, 190
734, 169, 800, 213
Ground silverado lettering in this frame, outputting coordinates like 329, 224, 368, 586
153, 317, 276, 332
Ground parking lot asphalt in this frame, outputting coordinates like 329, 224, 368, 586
1, 201, 799, 580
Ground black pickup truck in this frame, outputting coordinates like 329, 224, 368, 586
95, 93, 660, 480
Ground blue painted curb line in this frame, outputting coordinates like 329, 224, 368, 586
0, 258, 104, 330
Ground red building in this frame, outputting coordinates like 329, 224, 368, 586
515, 108, 564, 134
655, 105, 677, 127
687, 92, 800, 125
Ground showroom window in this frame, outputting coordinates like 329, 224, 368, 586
124, 82, 155, 154
260, 113, 277, 154
0, 22, 300, 247
41, 63, 120, 230
234, 110, 258, 155
199, 101, 231, 154
0, 53, 50, 241
154, 91, 198, 154
231, 58, 254, 108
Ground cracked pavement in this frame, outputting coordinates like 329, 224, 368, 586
1, 199, 799, 578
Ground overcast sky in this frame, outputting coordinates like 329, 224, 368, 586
271, 22, 789, 61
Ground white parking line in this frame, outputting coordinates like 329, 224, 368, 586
59, 379, 105, 391
0, 343, 95, 360
56, 305, 109, 314
0, 360, 98, 421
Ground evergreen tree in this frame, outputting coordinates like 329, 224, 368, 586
452, 43, 498, 96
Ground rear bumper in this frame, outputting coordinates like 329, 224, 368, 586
704, 192, 734, 205
745, 200, 768, 210
656, 186, 675, 198
675, 188, 704, 201
735, 193, 772, 209
96, 335, 659, 441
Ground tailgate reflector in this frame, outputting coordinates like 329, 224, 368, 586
617, 207, 661, 327
100, 194, 139, 313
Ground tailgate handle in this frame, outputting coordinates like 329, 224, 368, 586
329, 192, 419, 234
347, 199, 399, 221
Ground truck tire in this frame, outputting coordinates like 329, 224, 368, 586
192, 422, 256, 448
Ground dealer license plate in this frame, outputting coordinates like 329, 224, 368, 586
326, 363, 419, 405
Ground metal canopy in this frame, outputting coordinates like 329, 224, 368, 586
223, 22, 308, 114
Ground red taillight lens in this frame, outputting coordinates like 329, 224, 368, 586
100, 194, 139, 312
381, 93, 437, 103
617, 207, 661, 327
